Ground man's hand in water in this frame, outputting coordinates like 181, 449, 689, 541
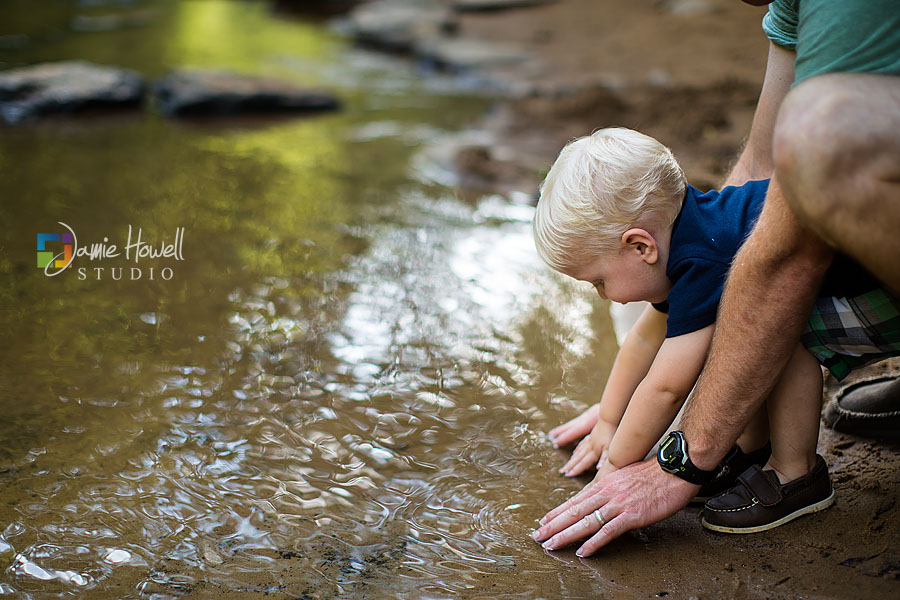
531, 459, 698, 557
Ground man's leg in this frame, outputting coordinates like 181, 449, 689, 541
773, 72, 900, 293
774, 72, 900, 436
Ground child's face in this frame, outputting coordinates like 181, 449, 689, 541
568, 246, 670, 304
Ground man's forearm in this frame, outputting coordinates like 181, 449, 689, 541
679, 178, 833, 470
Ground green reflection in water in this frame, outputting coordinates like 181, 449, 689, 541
168, 0, 337, 80
0, 0, 341, 79
0, 112, 349, 456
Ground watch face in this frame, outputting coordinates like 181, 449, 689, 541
657, 432, 685, 473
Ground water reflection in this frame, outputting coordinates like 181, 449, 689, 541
0, 1, 619, 598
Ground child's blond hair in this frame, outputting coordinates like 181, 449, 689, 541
533, 127, 686, 273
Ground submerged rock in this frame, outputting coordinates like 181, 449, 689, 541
272, 0, 363, 16
151, 69, 341, 117
0, 60, 144, 124
341, 1, 457, 53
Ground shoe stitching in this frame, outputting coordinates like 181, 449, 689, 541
831, 407, 900, 419
706, 492, 830, 515
703, 493, 836, 532
705, 497, 758, 513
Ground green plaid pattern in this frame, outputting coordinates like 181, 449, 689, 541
802, 288, 900, 380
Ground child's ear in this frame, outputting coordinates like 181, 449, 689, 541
621, 228, 659, 264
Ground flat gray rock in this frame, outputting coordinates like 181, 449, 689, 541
415, 38, 531, 72
0, 60, 144, 124
342, 1, 457, 53
151, 69, 341, 117
452, 0, 554, 12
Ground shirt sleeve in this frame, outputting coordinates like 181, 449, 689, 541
762, 0, 799, 51
664, 257, 729, 338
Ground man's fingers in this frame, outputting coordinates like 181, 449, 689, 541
537, 478, 602, 527
534, 485, 607, 541
539, 510, 603, 551
576, 511, 630, 557
565, 473, 605, 505
534, 500, 583, 540
536, 497, 575, 532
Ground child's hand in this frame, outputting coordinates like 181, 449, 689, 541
548, 404, 600, 448
558, 418, 616, 477
594, 455, 619, 480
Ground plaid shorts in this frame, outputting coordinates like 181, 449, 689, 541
802, 288, 900, 380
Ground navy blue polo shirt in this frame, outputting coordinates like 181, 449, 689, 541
652, 181, 880, 338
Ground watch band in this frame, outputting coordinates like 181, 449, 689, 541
657, 431, 722, 485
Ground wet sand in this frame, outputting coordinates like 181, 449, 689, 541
446, 0, 900, 597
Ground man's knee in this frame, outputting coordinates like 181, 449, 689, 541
775, 76, 862, 185
772, 74, 899, 230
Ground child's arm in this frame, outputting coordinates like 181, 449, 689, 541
602, 323, 716, 473
556, 304, 667, 476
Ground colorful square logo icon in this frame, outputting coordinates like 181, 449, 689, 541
37, 232, 73, 269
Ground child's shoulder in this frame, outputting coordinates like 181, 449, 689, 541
678, 179, 770, 249
691, 179, 770, 208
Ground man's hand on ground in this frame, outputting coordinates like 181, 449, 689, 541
531, 459, 698, 557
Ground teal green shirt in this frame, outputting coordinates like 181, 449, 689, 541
762, 0, 900, 84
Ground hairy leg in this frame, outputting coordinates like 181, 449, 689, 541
775, 73, 900, 293
764, 345, 823, 483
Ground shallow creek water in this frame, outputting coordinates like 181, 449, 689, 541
0, 1, 621, 598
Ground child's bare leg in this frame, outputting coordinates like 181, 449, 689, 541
765, 344, 823, 483
702, 344, 831, 533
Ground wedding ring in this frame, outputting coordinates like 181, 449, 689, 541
593, 509, 605, 527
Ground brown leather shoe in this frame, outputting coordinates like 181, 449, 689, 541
691, 442, 772, 504
701, 455, 835, 534
824, 376, 900, 440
